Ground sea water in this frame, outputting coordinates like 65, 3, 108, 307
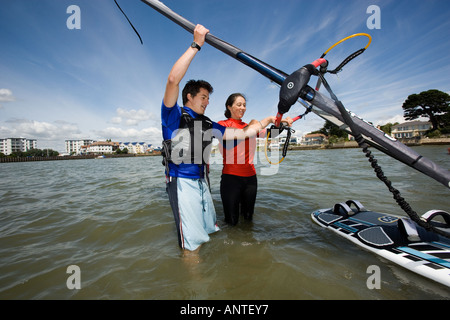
0, 145, 449, 299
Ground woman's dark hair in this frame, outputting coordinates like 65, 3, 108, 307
182, 80, 213, 105
224, 93, 246, 118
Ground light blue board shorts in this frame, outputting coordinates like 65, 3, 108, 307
166, 177, 220, 251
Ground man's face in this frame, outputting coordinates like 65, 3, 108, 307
187, 88, 210, 115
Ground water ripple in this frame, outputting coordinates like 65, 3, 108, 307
0, 147, 449, 299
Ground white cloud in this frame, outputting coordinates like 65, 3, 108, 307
2, 119, 81, 139
0, 119, 83, 151
94, 126, 161, 144
110, 117, 122, 124
0, 88, 15, 108
110, 108, 153, 126
374, 114, 405, 126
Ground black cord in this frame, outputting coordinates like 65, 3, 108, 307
114, 0, 143, 45
318, 73, 449, 238
327, 49, 365, 74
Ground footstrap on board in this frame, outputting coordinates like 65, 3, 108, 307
422, 210, 450, 227
333, 202, 352, 217
333, 200, 366, 218
345, 200, 367, 212
398, 218, 421, 242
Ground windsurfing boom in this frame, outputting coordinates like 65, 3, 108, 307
140, 0, 450, 190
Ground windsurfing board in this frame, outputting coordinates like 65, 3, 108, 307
311, 200, 450, 287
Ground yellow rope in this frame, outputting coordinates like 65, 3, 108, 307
264, 131, 286, 165
322, 33, 372, 57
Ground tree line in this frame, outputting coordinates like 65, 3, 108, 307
0, 148, 60, 158
313, 89, 450, 141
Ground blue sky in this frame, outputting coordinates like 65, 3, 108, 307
1, 0, 449, 152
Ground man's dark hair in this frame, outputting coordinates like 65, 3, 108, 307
182, 80, 213, 105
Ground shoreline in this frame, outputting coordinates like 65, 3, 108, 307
290, 137, 450, 151
0, 152, 162, 163
1, 138, 449, 163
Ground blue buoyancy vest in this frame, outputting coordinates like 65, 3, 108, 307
162, 107, 214, 174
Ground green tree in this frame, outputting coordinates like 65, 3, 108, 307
115, 148, 128, 155
379, 122, 399, 135
315, 120, 348, 139
27, 148, 45, 157
24, 148, 59, 157
43, 149, 59, 157
402, 89, 450, 131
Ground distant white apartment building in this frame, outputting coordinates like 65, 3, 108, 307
65, 139, 96, 155
86, 141, 119, 154
26, 139, 37, 150
0, 138, 37, 155
391, 121, 431, 139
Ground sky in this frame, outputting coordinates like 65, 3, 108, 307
1, 0, 449, 152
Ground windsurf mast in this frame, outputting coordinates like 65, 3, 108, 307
140, 0, 450, 190
140, 0, 287, 84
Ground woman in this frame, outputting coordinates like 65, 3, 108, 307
218, 93, 269, 225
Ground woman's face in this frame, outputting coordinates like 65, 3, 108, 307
228, 96, 246, 120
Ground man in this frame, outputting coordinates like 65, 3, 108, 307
161, 24, 290, 251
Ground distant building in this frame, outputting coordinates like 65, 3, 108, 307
26, 139, 37, 151
256, 138, 266, 148
79, 145, 88, 155
65, 139, 96, 155
65, 139, 154, 155
69, 140, 152, 155
119, 142, 151, 154
280, 135, 302, 145
391, 121, 431, 139
302, 133, 327, 145
87, 141, 119, 154
0, 138, 37, 155
254, 135, 302, 149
